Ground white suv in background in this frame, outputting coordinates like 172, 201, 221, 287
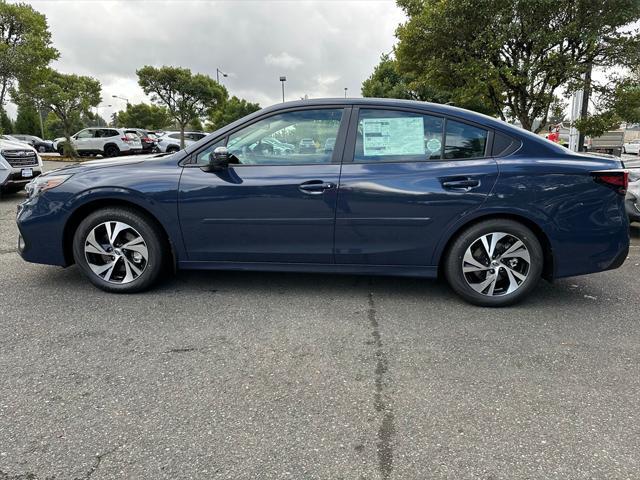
0, 137, 44, 193
55, 127, 142, 157
156, 131, 208, 153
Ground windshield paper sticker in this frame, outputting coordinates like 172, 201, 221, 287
362, 117, 425, 156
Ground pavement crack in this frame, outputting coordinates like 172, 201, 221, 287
367, 292, 395, 480
74, 446, 118, 480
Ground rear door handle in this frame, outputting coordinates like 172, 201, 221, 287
441, 178, 480, 190
299, 180, 335, 194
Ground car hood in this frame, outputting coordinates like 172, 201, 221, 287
44, 152, 173, 176
0, 138, 37, 152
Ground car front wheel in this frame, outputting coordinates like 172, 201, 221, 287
444, 219, 543, 307
72, 207, 166, 293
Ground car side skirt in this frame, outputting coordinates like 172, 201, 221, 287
178, 261, 439, 278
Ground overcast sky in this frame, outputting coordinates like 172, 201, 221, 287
7, 0, 406, 120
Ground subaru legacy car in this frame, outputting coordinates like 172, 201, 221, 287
17, 99, 629, 306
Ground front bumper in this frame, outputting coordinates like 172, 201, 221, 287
1, 169, 42, 189
16, 191, 70, 267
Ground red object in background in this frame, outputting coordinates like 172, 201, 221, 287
548, 131, 560, 143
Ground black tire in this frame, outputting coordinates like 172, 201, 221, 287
57, 146, 64, 156
166, 146, 179, 154
623, 147, 627, 154
444, 219, 543, 307
72, 207, 167, 293
104, 144, 120, 157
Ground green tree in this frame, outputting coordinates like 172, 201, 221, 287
14, 102, 41, 135
0, 1, 58, 109
206, 96, 260, 131
0, 107, 12, 134
394, 0, 640, 132
361, 53, 496, 114
137, 66, 227, 146
16, 69, 101, 155
575, 71, 640, 136
188, 116, 204, 132
113, 102, 171, 130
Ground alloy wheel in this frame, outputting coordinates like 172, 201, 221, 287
461, 232, 531, 296
84, 221, 149, 284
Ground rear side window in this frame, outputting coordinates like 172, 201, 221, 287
354, 109, 444, 163
444, 120, 487, 159
169, 133, 181, 140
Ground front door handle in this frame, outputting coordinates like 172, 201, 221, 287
441, 178, 481, 190
299, 180, 335, 195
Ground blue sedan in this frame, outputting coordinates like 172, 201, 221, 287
16, 99, 630, 306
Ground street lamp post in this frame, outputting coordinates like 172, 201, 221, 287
216, 67, 228, 84
112, 94, 129, 106
280, 76, 287, 103
344, 87, 348, 98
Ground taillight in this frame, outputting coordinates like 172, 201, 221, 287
121, 137, 130, 142
591, 170, 629, 194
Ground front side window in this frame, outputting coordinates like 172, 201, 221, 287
76, 129, 93, 139
354, 109, 444, 163
444, 120, 487, 159
224, 108, 343, 165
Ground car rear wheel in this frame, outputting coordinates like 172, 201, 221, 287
444, 219, 543, 307
104, 145, 120, 157
72, 208, 166, 293
166, 146, 179, 154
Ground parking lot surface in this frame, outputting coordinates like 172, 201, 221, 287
1, 161, 639, 479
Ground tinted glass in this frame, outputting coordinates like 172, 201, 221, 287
225, 109, 343, 165
444, 120, 487, 159
354, 109, 444, 163
76, 130, 93, 139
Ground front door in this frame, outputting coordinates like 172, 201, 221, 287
178, 107, 349, 263
73, 129, 94, 152
335, 107, 499, 266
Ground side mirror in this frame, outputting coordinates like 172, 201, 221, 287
206, 146, 230, 171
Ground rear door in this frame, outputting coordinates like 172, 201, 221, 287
335, 107, 498, 266
178, 106, 350, 263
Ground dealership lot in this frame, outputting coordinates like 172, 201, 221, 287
1, 161, 639, 479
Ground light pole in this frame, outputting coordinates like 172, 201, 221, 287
280, 76, 287, 102
344, 87, 348, 98
112, 94, 129, 106
216, 67, 228, 84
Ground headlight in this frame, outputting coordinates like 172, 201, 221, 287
26, 174, 72, 197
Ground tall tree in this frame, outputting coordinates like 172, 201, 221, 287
113, 102, 172, 130
14, 102, 41, 135
0, 1, 58, 109
395, 0, 640, 132
16, 69, 101, 155
137, 66, 226, 147
361, 53, 497, 115
206, 96, 260, 131
575, 70, 640, 136
0, 107, 12, 134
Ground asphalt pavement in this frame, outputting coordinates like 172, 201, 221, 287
0, 161, 639, 479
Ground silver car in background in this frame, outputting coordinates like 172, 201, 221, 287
0, 137, 44, 193
626, 169, 640, 223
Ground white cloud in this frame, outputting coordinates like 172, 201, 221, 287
264, 52, 304, 70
